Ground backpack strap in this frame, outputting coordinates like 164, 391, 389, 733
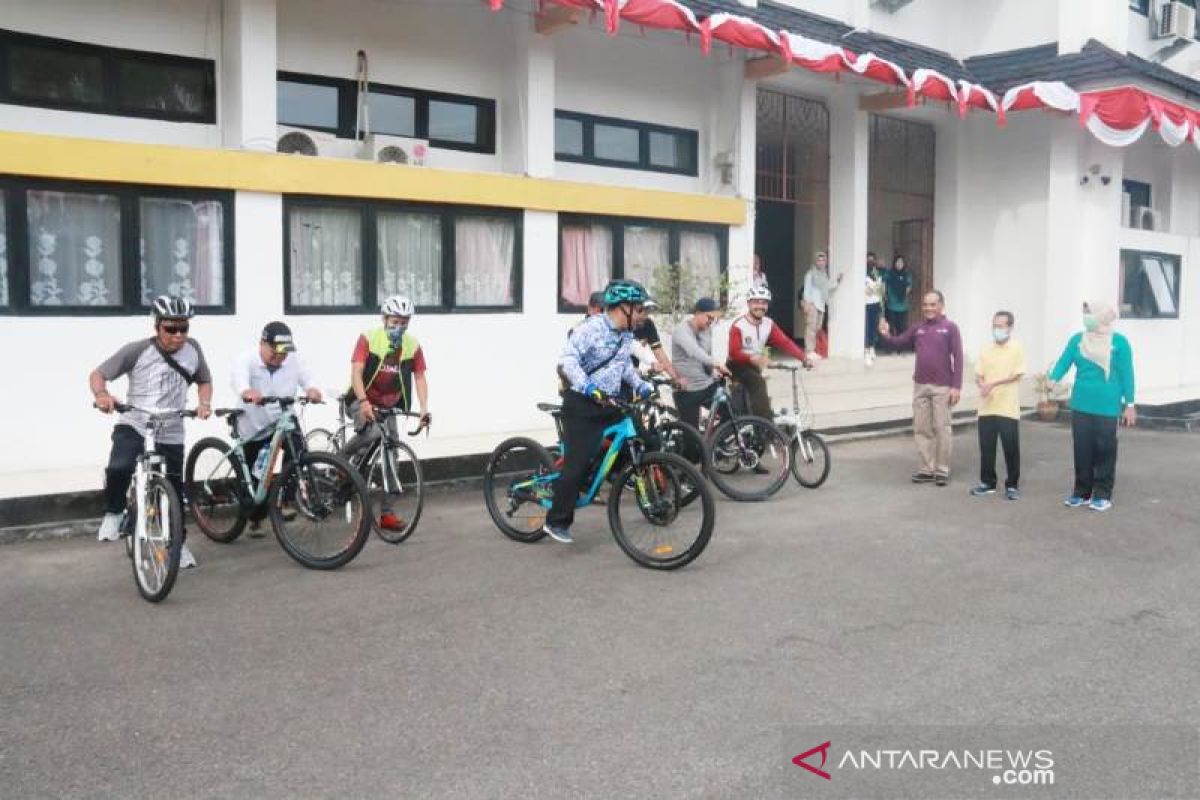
154, 341, 198, 385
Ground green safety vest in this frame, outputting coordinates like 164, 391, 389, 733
358, 328, 420, 410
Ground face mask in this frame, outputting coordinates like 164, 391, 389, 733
386, 324, 406, 346
992, 327, 1011, 343
1082, 314, 1098, 333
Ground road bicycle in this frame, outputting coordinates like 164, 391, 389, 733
693, 376, 793, 502
768, 363, 831, 488
183, 396, 372, 570
97, 402, 194, 603
306, 397, 427, 544
483, 394, 714, 570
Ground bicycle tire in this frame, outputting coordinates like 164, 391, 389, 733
790, 430, 831, 489
305, 427, 339, 454
655, 420, 706, 508
270, 452, 371, 570
365, 439, 425, 544
184, 437, 249, 543
483, 437, 554, 543
131, 474, 184, 603
706, 415, 792, 501
607, 452, 713, 570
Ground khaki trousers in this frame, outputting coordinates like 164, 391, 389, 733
913, 383, 952, 476
802, 301, 824, 350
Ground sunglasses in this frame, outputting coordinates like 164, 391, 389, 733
160, 323, 190, 335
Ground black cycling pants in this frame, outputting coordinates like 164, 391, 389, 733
103, 424, 184, 515
547, 391, 622, 529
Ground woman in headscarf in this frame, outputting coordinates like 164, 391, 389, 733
800, 251, 841, 358
1047, 301, 1136, 511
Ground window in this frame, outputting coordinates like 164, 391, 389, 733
1122, 179, 1151, 227
0, 178, 233, 315
1129, 0, 1149, 14
558, 215, 726, 311
555, 111, 699, 176
0, 29, 216, 122
277, 72, 496, 153
1120, 249, 1181, 319
285, 198, 521, 313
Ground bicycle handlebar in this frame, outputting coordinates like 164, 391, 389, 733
255, 395, 324, 407
95, 401, 198, 419
767, 363, 800, 372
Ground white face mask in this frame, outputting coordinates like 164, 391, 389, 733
992, 327, 1011, 343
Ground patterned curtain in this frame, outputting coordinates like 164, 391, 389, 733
27, 190, 122, 307
622, 225, 669, 287
377, 211, 442, 306
679, 231, 722, 297
455, 216, 515, 307
288, 206, 362, 307
140, 197, 224, 305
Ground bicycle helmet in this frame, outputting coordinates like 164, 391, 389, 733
602, 279, 648, 307
746, 285, 772, 302
151, 295, 194, 320
381, 295, 415, 317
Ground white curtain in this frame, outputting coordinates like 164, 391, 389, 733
378, 211, 442, 306
140, 197, 224, 305
622, 225, 669, 288
560, 223, 612, 306
455, 216, 515, 307
0, 193, 7, 306
27, 190, 122, 307
679, 231, 722, 297
288, 206, 362, 307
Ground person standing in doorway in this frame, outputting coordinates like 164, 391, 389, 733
752, 254, 769, 290
800, 251, 841, 358
882, 254, 913, 350
864, 251, 885, 366
969, 311, 1026, 500
878, 290, 964, 486
1049, 301, 1136, 512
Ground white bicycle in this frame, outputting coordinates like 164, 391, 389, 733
767, 364, 831, 488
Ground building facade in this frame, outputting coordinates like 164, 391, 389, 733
1, 0, 1197, 498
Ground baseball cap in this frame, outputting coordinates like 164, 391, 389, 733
261, 321, 296, 353
693, 297, 719, 313
587, 291, 605, 309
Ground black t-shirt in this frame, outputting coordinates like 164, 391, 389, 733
631, 318, 661, 369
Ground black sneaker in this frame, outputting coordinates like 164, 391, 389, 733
911, 472, 936, 483
969, 483, 995, 497
543, 523, 573, 544
935, 474, 950, 487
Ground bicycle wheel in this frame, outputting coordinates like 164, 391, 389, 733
483, 437, 554, 543
706, 415, 792, 501
131, 474, 183, 603
364, 440, 424, 544
790, 430, 831, 488
184, 437, 249, 543
305, 427, 338, 454
270, 452, 371, 570
608, 452, 713, 570
656, 420, 706, 508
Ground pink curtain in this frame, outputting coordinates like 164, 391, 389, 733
561, 224, 612, 306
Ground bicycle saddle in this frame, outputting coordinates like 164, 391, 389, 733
536, 402, 563, 415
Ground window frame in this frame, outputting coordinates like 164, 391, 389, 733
556, 214, 727, 313
1119, 248, 1182, 320
1129, 0, 1149, 14
277, 71, 496, 154
0, 176, 235, 316
554, 110, 700, 177
0, 28, 216, 123
283, 196, 522, 315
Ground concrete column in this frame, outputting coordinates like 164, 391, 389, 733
221, 0, 277, 151
717, 60, 757, 292
500, 14, 555, 177
826, 88, 869, 359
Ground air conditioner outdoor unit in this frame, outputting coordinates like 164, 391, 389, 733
358, 133, 429, 166
275, 125, 357, 158
1133, 205, 1160, 231
1154, 0, 1197, 41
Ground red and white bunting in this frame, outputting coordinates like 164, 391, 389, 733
912, 68, 958, 103
608, 0, 700, 36
1078, 86, 1199, 147
700, 13, 790, 62
1000, 81, 1080, 114
781, 32, 845, 73
956, 80, 1000, 120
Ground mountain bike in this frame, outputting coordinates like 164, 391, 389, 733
95, 402, 194, 603
768, 363, 831, 488
307, 397, 427, 544
694, 376, 792, 502
183, 396, 372, 570
483, 394, 715, 570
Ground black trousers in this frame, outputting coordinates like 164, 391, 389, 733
1071, 410, 1119, 500
674, 382, 718, 431
726, 361, 773, 420
882, 309, 908, 351
977, 415, 1020, 489
547, 391, 622, 529
104, 424, 185, 515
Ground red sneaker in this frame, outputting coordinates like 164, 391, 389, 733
378, 512, 407, 531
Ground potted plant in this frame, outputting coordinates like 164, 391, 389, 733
1033, 372, 1070, 421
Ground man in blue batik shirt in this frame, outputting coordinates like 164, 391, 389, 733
545, 279, 653, 544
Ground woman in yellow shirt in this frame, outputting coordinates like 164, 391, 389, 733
970, 311, 1027, 500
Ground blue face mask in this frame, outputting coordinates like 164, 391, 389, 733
386, 325, 406, 346
992, 327, 1011, 343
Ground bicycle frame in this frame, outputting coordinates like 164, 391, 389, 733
524, 405, 646, 511
351, 409, 425, 496
212, 402, 308, 507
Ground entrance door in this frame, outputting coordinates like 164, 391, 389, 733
892, 218, 933, 306
756, 201, 796, 338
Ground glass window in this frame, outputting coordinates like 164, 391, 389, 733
0, 192, 8, 307
368, 91, 416, 137
649, 130, 693, 172
429, 100, 478, 144
560, 223, 613, 306
594, 123, 640, 163
8, 43, 104, 105
622, 225, 669, 287
377, 211, 442, 307
1121, 249, 1181, 318
455, 216, 515, 307
140, 197, 225, 306
288, 206, 363, 307
116, 59, 209, 117
555, 117, 585, 157
26, 190, 122, 307
278, 79, 339, 129
679, 231, 722, 297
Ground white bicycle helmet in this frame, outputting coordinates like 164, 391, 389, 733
380, 295, 415, 317
746, 285, 772, 302
151, 295, 195, 320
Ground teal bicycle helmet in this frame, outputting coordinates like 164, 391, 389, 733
602, 279, 648, 307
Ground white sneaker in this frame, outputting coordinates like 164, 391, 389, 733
179, 543, 198, 569
808, 352, 824, 361
97, 512, 123, 542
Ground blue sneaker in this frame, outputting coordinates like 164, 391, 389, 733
1088, 498, 1112, 512
1005, 487, 1020, 501
1063, 495, 1088, 508
969, 484, 996, 497
543, 523, 573, 543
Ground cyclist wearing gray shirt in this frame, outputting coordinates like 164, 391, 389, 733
670, 297, 730, 432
